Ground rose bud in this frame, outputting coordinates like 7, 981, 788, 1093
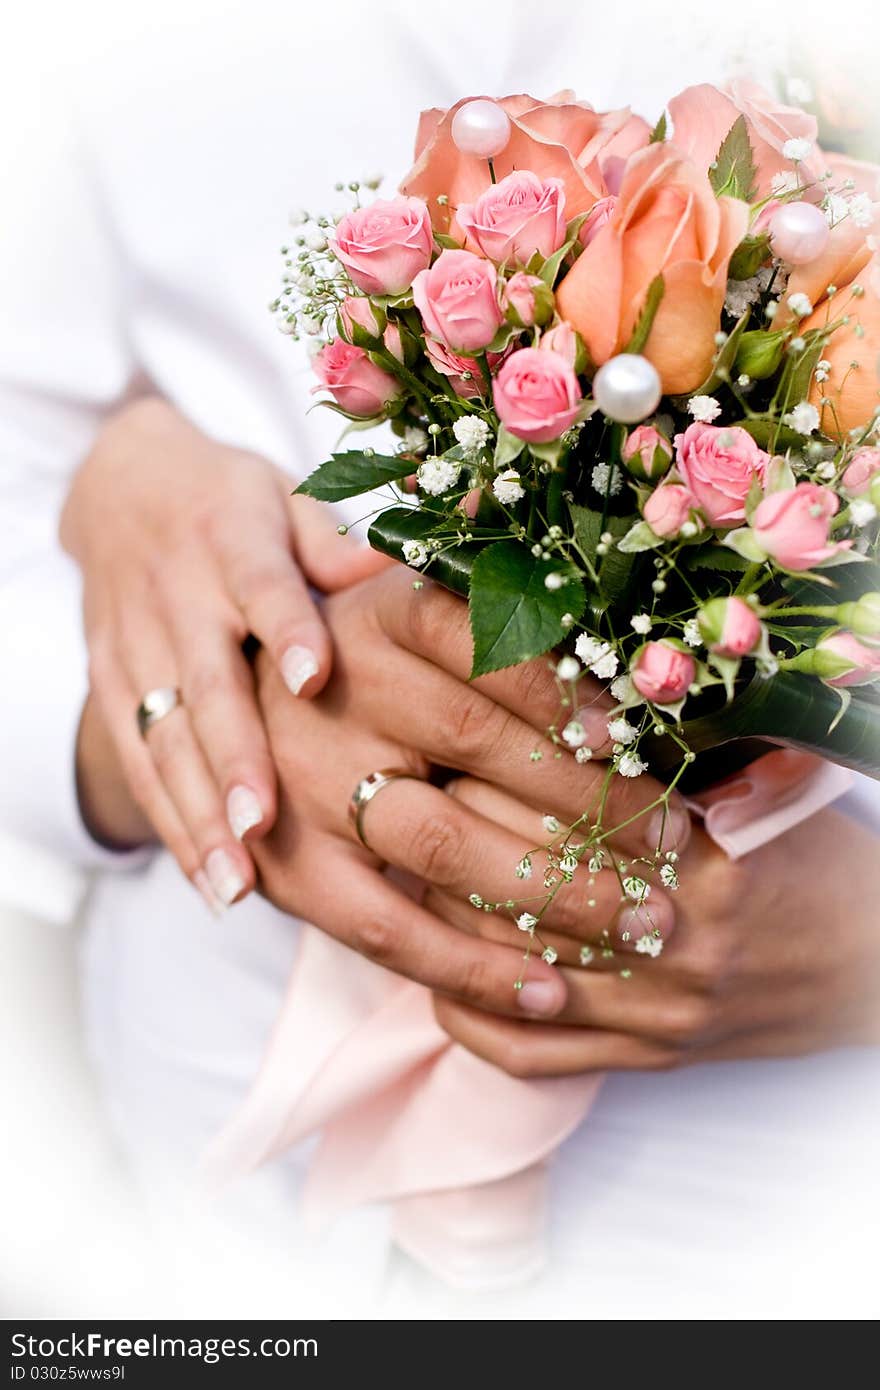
816, 630, 880, 687
501, 272, 554, 329
338, 295, 385, 346
643, 482, 696, 538
412, 249, 504, 353
312, 339, 401, 418
492, 346, 582, 443
834, 592, 880, 642
752, 482, 852, 571
697, 596, 763, 657
539, 322, 588, 373
621, 424, 673, 481
631, 640, 697, 705
579, 195, 616, 247
332, 196, 433, 295
383, 321, 405, 362
842, 447, 880, 498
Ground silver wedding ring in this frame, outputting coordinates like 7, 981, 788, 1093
136, 686, 182, 738
349, 767, 419, 851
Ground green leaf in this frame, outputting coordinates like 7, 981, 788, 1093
710, 115, 758, 202
570, 505, 639, 603
777, 331, 826, 407
734, 328, 787, 380
617, 520, 664, 554
728, 233, 771, 281
690, 310, 750, 395
486, 322, 524, 353
538, 237, 577, 287
736, 417, 804, 452
434, 233, 462, 250
625, 275, 665, 354
649, 110, 668, 144
494, 426, 526, 468
683, 544, 750, 574
295, 451, 414, 502
722, 527, 768, 563
468, 541, 585, 677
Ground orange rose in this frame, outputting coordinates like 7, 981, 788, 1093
401, 93, 650, 237
554, 143, 749, 395
802, 252, 880, 437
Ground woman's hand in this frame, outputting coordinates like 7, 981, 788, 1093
248, 565, 687, 1017
64, 395, 384, 907
428, 780, 880, 1074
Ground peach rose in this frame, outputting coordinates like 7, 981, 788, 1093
675, 422, 769, 526
493, 346, 582, 442
667, 80, 826, 197
458, 171, 566, 265
401, 93, 650, 237
312, 339, 401, 418
800, 251, 880, 438
412, 249, 503, 352
555, 144, 749, 394
332, 196, 433, 296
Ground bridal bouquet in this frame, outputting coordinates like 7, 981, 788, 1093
274, 85, 880, 965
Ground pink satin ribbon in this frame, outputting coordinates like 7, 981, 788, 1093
203, 750, 852, 1289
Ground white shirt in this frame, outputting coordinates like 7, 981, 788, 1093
1, 0, 878, 1319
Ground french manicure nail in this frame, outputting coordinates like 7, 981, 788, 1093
573, 706, 613, 754
204, 848, 245, 906
517, 980, 565, 1017
646, 802, 691, 853
281, 644, 319, 696
193, 869, 225, 917
227, 784, 263, 841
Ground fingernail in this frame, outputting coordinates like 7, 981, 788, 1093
204, 848, 245, 906
281, 644, 319, 696
572, 706, 613, 754
646, 801, 691, 852
619, 895, 675, 943
517, 979, 565, 1017
227, 784, 263, 841
193, 869, 225, 917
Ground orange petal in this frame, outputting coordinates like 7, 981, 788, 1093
555, 225, 624, 366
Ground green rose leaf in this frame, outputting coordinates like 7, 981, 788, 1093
625, 275, 665, 354
710, 115, 758, 202
649, 110, 668, 144
295, 451, 414, 502
469, 541, 585, 677
617, 520, 665, 554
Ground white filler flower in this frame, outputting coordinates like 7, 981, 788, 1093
453, 416, 491, 454
417, 457, 461, 495
687, 395, 722, 423
492, 469, 525, 504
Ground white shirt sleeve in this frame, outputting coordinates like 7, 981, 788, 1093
0, 80, 148, 922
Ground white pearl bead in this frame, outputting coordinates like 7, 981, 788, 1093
450, 100, 511, 159
593, 354, 662, 423
768, 201, 830, 266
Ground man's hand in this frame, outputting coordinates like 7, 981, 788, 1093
428, 780, 880, 1074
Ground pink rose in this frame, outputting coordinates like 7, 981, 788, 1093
312, 339, 401, 418
492, 346, 582, 443
675, 423, 770, 527
424, 339, 490, 398
539, 322, 585, 371
752, 482, 852, 571
412, 249, 503, 352
631, 641, 696, 704
843, 447, 880, 497
458, 171, 567, 265
332, 196, 433, 296
698, 596, 762, 658
643, 483, 695, 537
579, 195, 616, 246
818, 630, 880, 688
622, 425, 673, 481
500, 272, 553, 328
338, 295, 385, 343
383, 321, 404, 362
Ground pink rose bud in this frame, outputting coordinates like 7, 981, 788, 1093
425, 338, 490, 398
312, 339, 401, 418
842, 447, 880, 497
622, 424, 673, 481
631, 640, 697, 704
458, 171, 567, 266
332, 196, 433, 296
492, 346, 582, 443
697, 595, 763, 657
412, 249, 504, 353
383, 321, 405, 362
501, 272, 554, 328
539, 322, 587, 373
643, 482, 695, 538
579, 195, 617, 247
817, 630, 880, 687
674, 423, 770, 527
338, 295, 385, 345
752, 482, 852, 571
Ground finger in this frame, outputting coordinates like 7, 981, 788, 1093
433, 997, 675, 1077
293, 847, 569, 1019
159, 570, 278, 843
287, 491, 393, 590
119, 616, 255, 905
